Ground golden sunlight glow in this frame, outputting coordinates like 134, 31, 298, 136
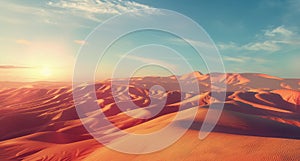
40, 66, 52, 77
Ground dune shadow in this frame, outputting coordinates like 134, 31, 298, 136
28, 131, 92, 144
175, 113, 300, 140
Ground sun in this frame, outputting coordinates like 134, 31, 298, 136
40, 66, 52, 77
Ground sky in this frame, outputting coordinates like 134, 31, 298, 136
0, 0, 299, 82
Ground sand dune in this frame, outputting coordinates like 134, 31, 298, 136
0, 72, 300, 160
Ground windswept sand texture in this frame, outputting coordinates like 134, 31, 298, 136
1, 72, 300, 161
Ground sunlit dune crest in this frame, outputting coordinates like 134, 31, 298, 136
0, 72, 300, 160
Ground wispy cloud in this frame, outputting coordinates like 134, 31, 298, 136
218, 26, 299, 52
0, 1, 62, 25
47, 0, 157, 22
48, 0, 153, 14
16, 39, 32, 46
243, 41, 281, 52
0, 0, 156, 26
223, 56, 245, 63
123, 54, 178, 71
223, 56, 267, 63
73, 40, 86, 45
218, 42, 239, 51
0, 65, 31, 69
169, 37, 215, 50
264, 26, 293, 37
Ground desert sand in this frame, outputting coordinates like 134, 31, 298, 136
0, 72, 300, 161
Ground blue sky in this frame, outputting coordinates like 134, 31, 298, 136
0, 0, 299, 81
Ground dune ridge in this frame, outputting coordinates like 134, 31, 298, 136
0, 72, 300, 161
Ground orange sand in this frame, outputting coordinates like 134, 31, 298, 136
0, 72, 300, 161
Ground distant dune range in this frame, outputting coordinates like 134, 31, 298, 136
0, 72, 300, 161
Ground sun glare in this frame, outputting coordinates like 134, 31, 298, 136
40, 66, 52, 77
